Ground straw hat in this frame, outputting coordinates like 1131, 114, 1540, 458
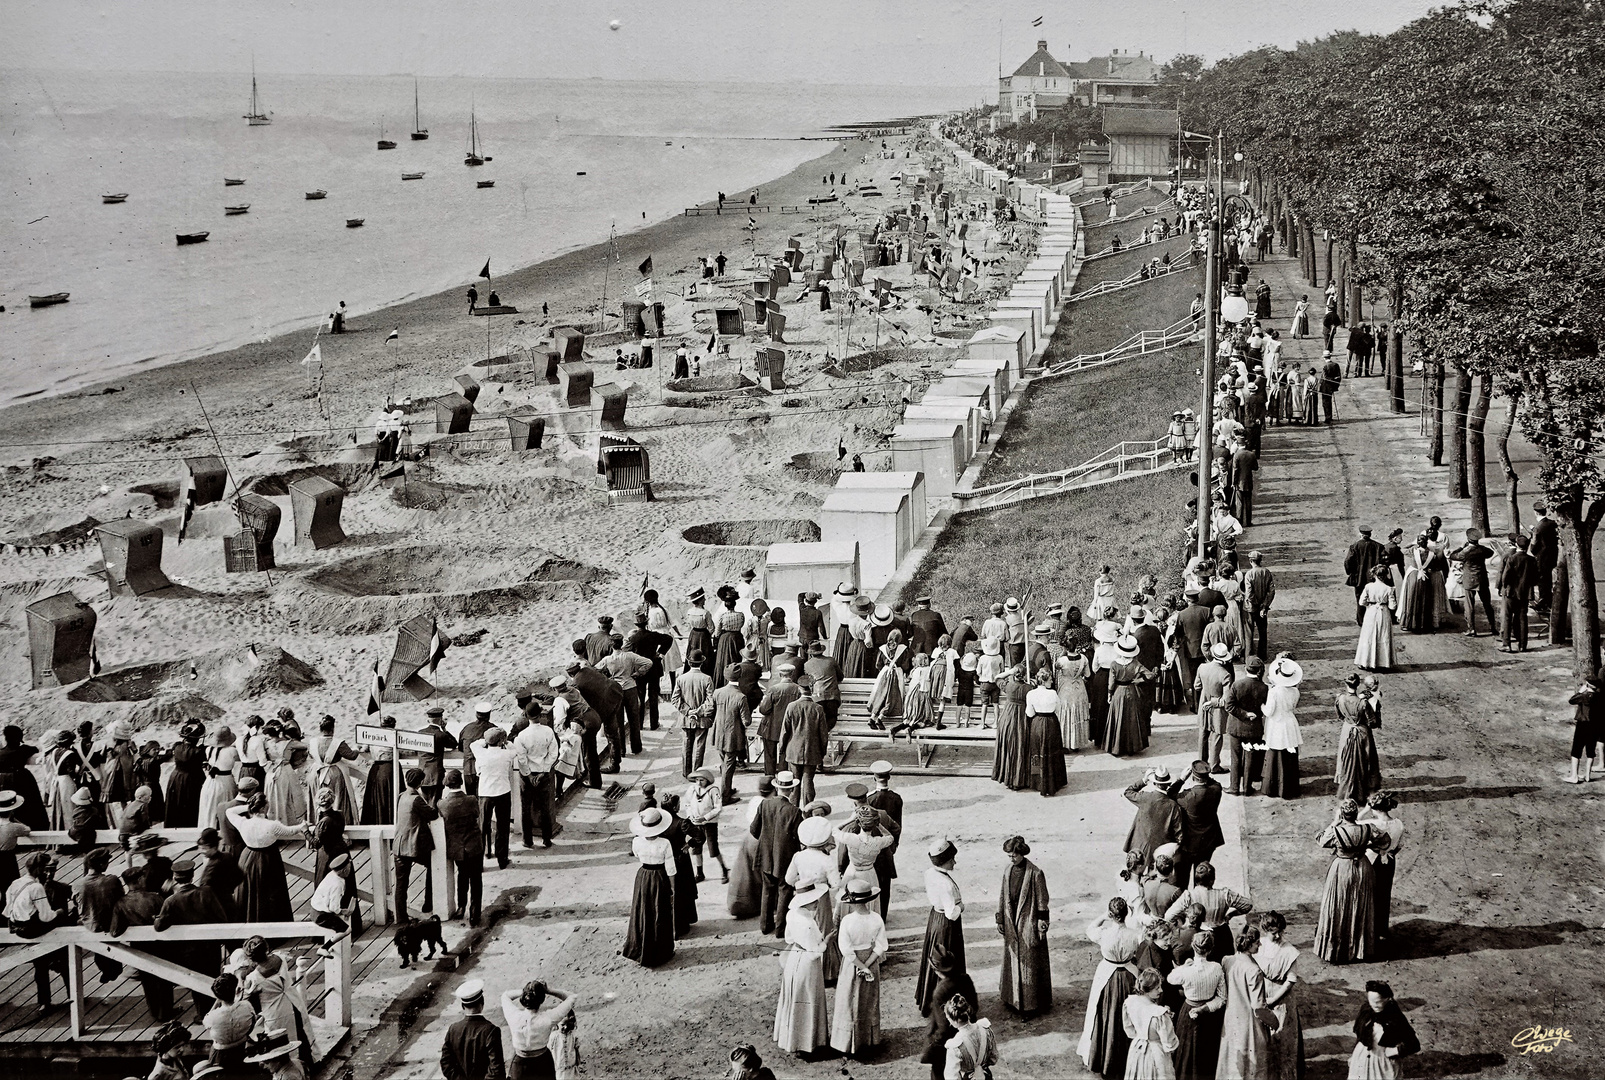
1033, 622, 1054, 637
630, 808, 672, 838
789, 882, 830, 909
0, 791, 22, 814
871, 604, 894, 627
243, 1030, 301, 1064
1267, 657, 1304, 688
689, 767, 716, 785
833, 583, 858, 599
1115, 635, 1140, 661
773, 770, 800, 791
1209, 642, 1232, 661
851, 595, 875, 615
797, 817, 832, 848
843, 880, 880, 904
1093, 623, 1121, 644
71, 787, 94, 807
1004, 597, 1021, 612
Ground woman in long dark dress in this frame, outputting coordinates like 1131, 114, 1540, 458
0, 725, 49, 830
137, 740, 169, 823
623, 808, 677, 966
683, 587, 715, 677
1397, 535, 1436, 633
914, 839, 966, 1018
1103, 637, 1150, 757
842, 595, 874, 679
991, 668, 1030, 789
1024, 671, 1068, 796
828, 585, 859, 672
711, 592, 746, 689
312, 789, 349, 886
1166, 929, 1225, 1080
360, 717, 396, 826
1088, 622, 1120, 745
996, 836, 1052, 1016
658, 794, 698, 938
163, 722, 207, 828
1334, 675, 1382, 804
1079, 897, 1142, 1078
919, 939, 977, 1080
1314, 799, 1385, 964
227, 792, 308, 922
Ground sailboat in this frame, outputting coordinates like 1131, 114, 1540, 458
244, 64, 271, 126
377, 118, 396, 151
410, 81, 429, 140
464, 106, 491, 166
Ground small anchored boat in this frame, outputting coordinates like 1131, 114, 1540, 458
477, 179, 495, 188
225, 204, 250, 215
401, 172, 424, 181
176, 232, 210, 245
102, 193, 129, 204
410, 81, 429, 140
28, 293, 70, 308
346, 218, 365, 228
377, 118, 396, 150
305, 190, 327, 200
224, 178, 245, 186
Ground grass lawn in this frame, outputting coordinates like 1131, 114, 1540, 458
893, 469, 1193, 615
1050, 263, 1203, 360
1079, 235, 1192, 282
977, 346, 1200, 483
1077, 186, 1174, 227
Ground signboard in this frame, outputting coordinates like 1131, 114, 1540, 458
353, 724, 392, 750
354, 724, 437, 754
633, 278, 654, 299
396, 729, 437, 753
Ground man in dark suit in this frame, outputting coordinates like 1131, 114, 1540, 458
802, 641, 843, 728
455, 703, 496, 798
438, 770, 484, 925
1242, 551, 1277, 660
1530, 502, 1559, 614
779, 677, 830, 806
1221, 656, 1269, 796
1168, 760, 1225, 886
570, 646, 626, 773
441, 979, 504, 1080
1242, 381, 1266, 453
796, 592, 826, 651
584, 615, 615, 666
551, 674, 603, 789
749, 774, 803, 936
393, 768, 437, 920
1229, 439, 1258, 526
194, 828, 244, 921
756, 667, 801, 779
1448, 528, 1497, 637
1124, 767, 1182, 870
153, 857, 229, 1019
626, 611, 670, 730
710, 670, 752, 805
1343, 526, 1387, 626
1320, 354, 1343, 422
732, 646, 765, 709
1176, 592, 1214, 712
907, 595, 949, 658
1498, 534, 1540, 653
417, 706, 458, 806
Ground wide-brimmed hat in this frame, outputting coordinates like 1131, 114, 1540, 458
1151, 766, 1173, 784
843, 880, 880, 904
243, 1030, 302, 1064
851, 595, 875, 615
871, 605, 894, 627
0, 791, 22, 814
798, 817, 832, 848
108, 720, 134, 742
1033, 622, 1054, 637
630, 808, 673, 838
71, 787, 94, 807
689, 767, 716, 784
1267, 658, 1304, 688
773, 770, 800, 790
1115, 635, 1140, 660
1209, 642, 1232, 661
1004, 597, 1020, 612
687, 586, 706, 603
833, 583, 858, 599
790, 882, 830, 910
130, 832, 166, 853
1093, 623, 1121, 644
982, 638, 1001, 655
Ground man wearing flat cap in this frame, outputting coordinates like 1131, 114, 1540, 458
756, 664, 801, 780
584, 615, 616, 666
393, 768, 437, 920
418, 706, 458, 806
1222, 656, 1269, 796
154, 856, 229, 1018
780, 676, 829, 805
441, 978, 504, 1080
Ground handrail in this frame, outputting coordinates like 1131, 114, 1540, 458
954, 437, 1181, 512
1068, 257, 1192, 302
1039, 315, 1201, 379
1082, 233, 1188, 263
1084, 199, 1177, 229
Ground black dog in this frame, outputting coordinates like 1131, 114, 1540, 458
394, 915, 445, 969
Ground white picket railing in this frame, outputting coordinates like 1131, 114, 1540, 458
954, 437, 1182, 512
1068, 257, 1194, 302
1038, 315, 1202, 379
1084, 198, 1177, 229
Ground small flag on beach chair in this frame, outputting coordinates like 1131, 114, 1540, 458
386, 327, 399, 343
365, 661, 385, 714
638, 255, 653, 276
427, 624, 448, 678
301, 343, 322, 366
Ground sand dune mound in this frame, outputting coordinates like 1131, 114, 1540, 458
67, 644, 323, 704
238, 461, 372, 497
681, 519, 820, 548
284, 544, 612, 633
0, 511, 102, 552
642, 518, 817, 586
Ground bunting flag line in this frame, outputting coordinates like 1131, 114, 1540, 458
637, 255, 653, 276
365, 660, 385, 714
427, 623, 448, 678
478, 258, 492, 280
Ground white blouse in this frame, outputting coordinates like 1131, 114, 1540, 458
834, 827, 893, 872
837, 909, 888, 959
1262, 685, 1303, 751
925, 866, 963, 920
785, 847, 841, 892
500, 990, 576, 1055
1025, 687, 1059, 716
226, 807, 307, 849
632, 835, 676, 875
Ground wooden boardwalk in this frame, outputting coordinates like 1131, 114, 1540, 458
0, 834, 429, 1061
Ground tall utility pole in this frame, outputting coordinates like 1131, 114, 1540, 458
1196, 134, 1221, 561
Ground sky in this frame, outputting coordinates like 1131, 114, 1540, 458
5, 0, 1442, 88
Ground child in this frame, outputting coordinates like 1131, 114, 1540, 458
554, 720, 584, 798
137, 741, 169, 824
976, 640, 1005, 729
118, 785, 153, 846
551, 1007, 581, 1079
0, 791, 31, 898
954, 644, 979, 728
67, 786, 99, 852
927, 634, 956, 724
310, 853, 357, 957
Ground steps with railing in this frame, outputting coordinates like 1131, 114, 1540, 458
1037, 315, 1201, 379
952, 437, 1182, 512
1068, 257, 1195, 302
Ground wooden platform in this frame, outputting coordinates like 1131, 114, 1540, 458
0, 837, 430, 1060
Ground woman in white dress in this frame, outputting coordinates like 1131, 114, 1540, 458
941, 994, 999, 1080
1261, 657, 1303, 800
830, 881, 888, 1058
774, 884, 830, 1055
45, 730, 86, 830
1122, 967, 1180, 1080
1054, 649, 1092, 750
785, 817, 842, 983
929, 635, 958, 723
197, 727, 240, 833
1355, 567, 1397, 671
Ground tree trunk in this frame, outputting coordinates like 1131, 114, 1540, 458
1448, 365, 1472, 498
1552, 546, 1570, 645
1324, 236, 1334, 290
1467, 375, 1492, 534
1389, 300, 1406, 414
1429, 365, 1445, 466
1308, 224, 1319, 285
1556, 491, 1604, 677
1496, 389, 1521, 535
1347, 237, 1362, 324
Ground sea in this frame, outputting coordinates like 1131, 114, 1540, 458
0, 69, 974, 403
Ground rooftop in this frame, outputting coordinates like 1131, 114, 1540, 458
1011, 41, 1072, 79
1102, 106, 1179, 135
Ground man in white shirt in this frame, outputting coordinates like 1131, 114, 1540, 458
471, 729, 517, 869
512, 709, 560, 849
310, 853, 357, 955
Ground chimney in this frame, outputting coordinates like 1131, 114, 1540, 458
1037, 40, 1047, 52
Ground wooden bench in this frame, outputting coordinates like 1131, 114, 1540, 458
754, 674, 996, 769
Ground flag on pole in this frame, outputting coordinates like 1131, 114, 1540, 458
707, 332, 717, 353
478, 259, 492, 280
89, 636, 101, 677
640, 573, 649, 596
637, 255, 653, 277
426, 623, 448, 678
365, 660, 385, 714
301, 343, 322, 366
1031, 16, 1043, 27
386, 327, 399, 343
